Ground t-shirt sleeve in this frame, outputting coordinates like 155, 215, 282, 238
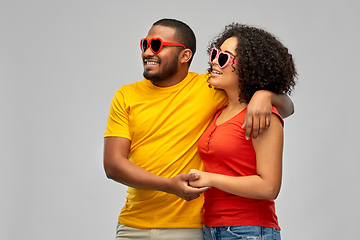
104, 88, 131, 139
272, 106, 284, 127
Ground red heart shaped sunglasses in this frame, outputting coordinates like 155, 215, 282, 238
140, 38, 186, 54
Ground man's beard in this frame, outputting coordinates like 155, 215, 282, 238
143, 54, 179, 84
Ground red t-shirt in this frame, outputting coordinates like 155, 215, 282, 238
198, 106, 283, 230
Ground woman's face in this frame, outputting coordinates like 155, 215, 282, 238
209, 37, 239, 91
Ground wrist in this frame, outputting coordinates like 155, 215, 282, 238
207, 172, 216, 187
256, 89, 272, 100
256, 90, 275, 107
159, 176, 173, 194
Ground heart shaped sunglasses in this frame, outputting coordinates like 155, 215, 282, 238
210, 47, 239, 68
140, 38, 186, 54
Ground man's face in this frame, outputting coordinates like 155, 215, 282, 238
142, 25, 181, 84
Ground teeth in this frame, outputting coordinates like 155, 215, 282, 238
145, 60, 158, 65
212, 70, 222, 75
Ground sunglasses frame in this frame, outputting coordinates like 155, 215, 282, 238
140, 38, 186, 54
210, 47, 239, 68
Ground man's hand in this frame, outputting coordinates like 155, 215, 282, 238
166, 173, 210, 201
242, 90, 272, 140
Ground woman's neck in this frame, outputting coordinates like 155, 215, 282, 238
226, 90, 247, 112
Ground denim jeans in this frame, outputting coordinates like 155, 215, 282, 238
203, 225, 281, 240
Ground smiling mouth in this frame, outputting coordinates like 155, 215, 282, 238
144, 59, 159, 66
212, 70, 222, 75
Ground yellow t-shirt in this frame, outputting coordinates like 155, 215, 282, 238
104, 72, 227, 229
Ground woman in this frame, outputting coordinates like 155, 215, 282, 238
189, 23, 297, 240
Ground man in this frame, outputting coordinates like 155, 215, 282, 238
104, 19, 293, 240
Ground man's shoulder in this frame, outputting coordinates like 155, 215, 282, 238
185, 72, 211, 90
187, 72, 209, 81
117, 79, 147, 93
110, 80, 148, 104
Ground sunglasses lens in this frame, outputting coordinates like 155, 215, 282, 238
151, 39, 162, 53
210, 48, 217, 62
141, 39, 148, 52
218, 53, 229, 68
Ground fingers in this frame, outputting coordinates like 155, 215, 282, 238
254, 113, 267, 138
170, 173, 207, 201
265, 114, 271, 130
242, 114, 253, 140
255, 112, 271, 138
242, 111, 271, 140
182, 172, 200, 181
184, 194, 200, 201
252, 115, 260, 139
183, 186, 210, 201
194, 186, 210, 194
190, 172, 200, 179
187, 186, 209, 194
180, 172, 210, 201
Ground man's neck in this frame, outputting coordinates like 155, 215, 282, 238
151, 71, 188, 87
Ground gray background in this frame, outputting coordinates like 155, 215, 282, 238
1, 0, 359, 239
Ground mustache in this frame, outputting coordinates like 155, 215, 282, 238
143, 56, 160, 62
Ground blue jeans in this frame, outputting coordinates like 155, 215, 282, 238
203, 225, 281, 240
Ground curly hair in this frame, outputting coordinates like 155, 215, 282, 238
207, 23, 297, 103
153, 18, 196, 66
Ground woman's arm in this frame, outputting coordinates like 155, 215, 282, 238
189, 113, 283, 200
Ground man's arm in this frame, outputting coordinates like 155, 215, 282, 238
242, 90, 294, 140
269, 92, 294, 118
103, 137, 209, 201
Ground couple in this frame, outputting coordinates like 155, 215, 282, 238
104, 18, 296, 240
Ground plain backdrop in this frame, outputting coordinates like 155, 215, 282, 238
1, 0, 359, 239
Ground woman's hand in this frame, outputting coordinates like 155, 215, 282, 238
188, 169, 212, 188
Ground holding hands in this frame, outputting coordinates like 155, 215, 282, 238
188, 169, 212, 189
167, 173, 210, 201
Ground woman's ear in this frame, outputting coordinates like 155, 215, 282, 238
179, 49, 193, 64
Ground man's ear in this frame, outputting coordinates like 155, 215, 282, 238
179, 49, 193, 64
